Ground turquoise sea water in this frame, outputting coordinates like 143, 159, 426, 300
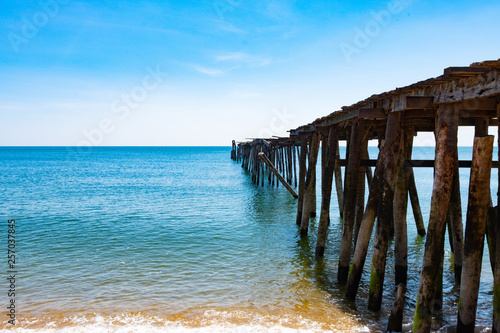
0, 146, 497, 332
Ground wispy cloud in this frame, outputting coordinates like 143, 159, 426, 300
215, 52, 271, 67
217, 22, 247, 34
190, 52, 271, 77
59, 15, 181, 36
192, 66, 229, 77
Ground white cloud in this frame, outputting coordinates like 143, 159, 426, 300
192, 66, 228, 77
217, 22, 248, 34
215, 52, 271, 67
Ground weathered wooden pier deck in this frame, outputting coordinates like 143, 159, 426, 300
232, 59, 500, 332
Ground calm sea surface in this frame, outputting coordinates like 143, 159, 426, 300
0, 146, 497, 332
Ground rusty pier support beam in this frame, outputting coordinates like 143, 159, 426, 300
413, 104, 458, 333
368, 112, 402, 311
338, 119, 364, 283
316, 127, 339, 258
457, 135, 494, 332
300, 132, 320, 235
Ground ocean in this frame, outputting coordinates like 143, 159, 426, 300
0, 146, 496, 332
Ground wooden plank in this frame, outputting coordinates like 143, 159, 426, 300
444, 66, 489, 77
470, 60, 500, 69
460, 97, 499, 110
258, 152, 298, 198
405, 109, 436, 118
358, 108, 386, 119
433, 70, 500, 103
293, 67, 500, 138
403, 118, 437, 130
315, 110, 359, 127
393, 96, 435, 112
406, 96, 435, 109
461, 109, 497, 118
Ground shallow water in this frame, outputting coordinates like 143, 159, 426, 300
0, 146, 496, 332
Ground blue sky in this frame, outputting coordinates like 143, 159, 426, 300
1, 0, 499, 146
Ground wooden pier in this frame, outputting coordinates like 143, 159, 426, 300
231, 59, 500, 332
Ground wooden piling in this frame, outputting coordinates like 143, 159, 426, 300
363, 147, 373, 189
457, 135, 494, 332
321, 133, 327, 187
296, 136, 308, 226
310, 159, 317, 218
495, 206, 500, 333
353, 137, 368, 248
261, 157, 265, 187
277, 147, 283, 185
338, 119, 364, 283
273, 148, 278, 186
407, 169, 426, 236
284, 146, 289, 184
394, 132, 408, 286
335, 145, 345, 219
308, 140, 318, 218
293, 144, 298, 187
448, 154, 464, 284
434, 255, 444, 311
475, 117, 489, 137
256, 147, 261, 186
368, 112, 402, 311
486, 206, 497, 274
387, 284, 405, 332
283, 146, 289, 184
285, 145, 288, 184
301, 132, 320, 235
316, 127, 339, 258
495, 102, 500, 333
345, 146, 385, 299
269, 149, 275, 185
231, 140, 237, 161
403, 127, 426, 237
251, 146, 256, 183
413, 104, 458, 333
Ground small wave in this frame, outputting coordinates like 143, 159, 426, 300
0, 310, 370, 333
